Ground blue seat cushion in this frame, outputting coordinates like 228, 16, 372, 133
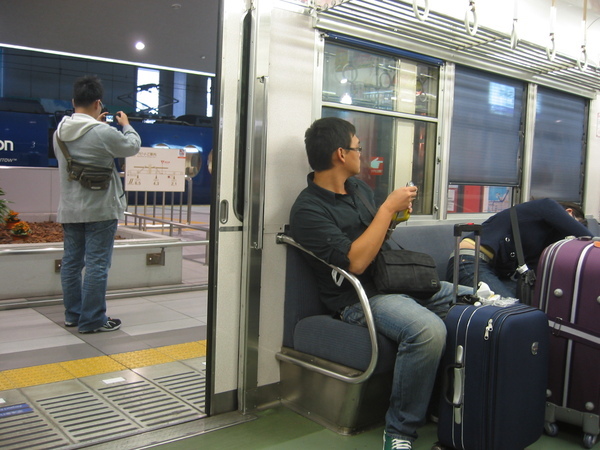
293, 315, 396, 373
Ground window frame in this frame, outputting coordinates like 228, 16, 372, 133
321, 37, 443, 218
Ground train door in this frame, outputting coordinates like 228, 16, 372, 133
209, 0, 324, 413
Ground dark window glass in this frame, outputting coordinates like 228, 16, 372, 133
531, 88, 586, 202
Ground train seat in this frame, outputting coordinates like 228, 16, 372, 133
388, 223, 457, 281
276, 234, 394, 435
586, 217, 599, 236
275, 223, 456, 435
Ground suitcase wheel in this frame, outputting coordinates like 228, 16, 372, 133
431, 442, 448, 450
583, 433, 598, 449
544, 421, 559, 437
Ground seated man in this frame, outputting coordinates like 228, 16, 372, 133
289, 117, 472, 450
448, 198, 591, 298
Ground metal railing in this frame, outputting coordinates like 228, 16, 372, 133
124, 211, 209, 237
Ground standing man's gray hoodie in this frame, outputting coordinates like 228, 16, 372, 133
54, 113, 141, 223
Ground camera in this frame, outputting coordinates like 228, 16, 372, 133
105, 114, 114, 123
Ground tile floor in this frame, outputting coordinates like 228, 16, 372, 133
0, 204, 210, 372
0, 290, 208, 371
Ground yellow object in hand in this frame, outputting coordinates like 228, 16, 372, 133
393, 209, 410, 223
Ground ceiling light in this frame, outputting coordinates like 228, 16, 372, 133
135, 42, 146, 50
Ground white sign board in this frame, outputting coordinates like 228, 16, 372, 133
125, 147, 186, 192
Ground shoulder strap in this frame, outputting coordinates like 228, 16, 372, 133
354, 188, 397, 241
353, 189, 376, 216
509, 207, 527, 273
56, 135, 115, 172
510, 207, 537, 290
56, 136, 72, 162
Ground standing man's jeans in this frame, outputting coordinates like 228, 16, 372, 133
447, 254, 516, 298
340, 281, 472, 443
61, 220, 118, 332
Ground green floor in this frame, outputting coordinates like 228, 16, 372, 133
149, 406, 596, 450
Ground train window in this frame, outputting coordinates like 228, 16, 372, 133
447, 67, 525, 213
137, 68, 160, 114
322, 107, 436, 213
531, 88, 586, 202
447, 185, 513, 213
322, 43, 439, 117
322, 41, 439, 214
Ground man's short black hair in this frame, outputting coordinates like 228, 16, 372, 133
304, 117, 356, 171
72, 75, 104, 108
558, 201, 587, 227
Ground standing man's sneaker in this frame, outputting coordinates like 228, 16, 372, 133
383, 432, 412, 450
64, 321, 77, 327
79, 318, 122, 334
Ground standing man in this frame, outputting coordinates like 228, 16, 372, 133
289, 117, 473, 450
55, 75, 141, 333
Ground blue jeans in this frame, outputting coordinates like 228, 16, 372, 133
340, 281, 473, 442
61, 220, 118, 332
447, 254, 517, 298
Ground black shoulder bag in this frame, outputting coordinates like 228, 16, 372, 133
56, 137, 114, 191
510, 206, 536, 305
354, 189, 441, 299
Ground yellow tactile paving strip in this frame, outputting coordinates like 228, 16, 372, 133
0, 340, 207, 391
111, 348, 176, 368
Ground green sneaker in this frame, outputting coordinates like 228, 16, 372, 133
383, 432, 412, 450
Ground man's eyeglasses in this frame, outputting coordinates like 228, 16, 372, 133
344, 147, 363, 154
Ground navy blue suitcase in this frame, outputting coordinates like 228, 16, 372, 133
436, 303, 550, 450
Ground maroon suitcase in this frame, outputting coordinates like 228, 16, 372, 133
533, 237, 600, 449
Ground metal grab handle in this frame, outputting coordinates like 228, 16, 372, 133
577, 46, 588, 71
510, 19, 519, 49
546, 1, 557, 61
546, 33, 556, 61
464, 0, 478, 36
276, 233, 379, 384
413, 0, 429, 22
578, 0, 589, 71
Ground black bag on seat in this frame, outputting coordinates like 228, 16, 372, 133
372, 249, 441, 299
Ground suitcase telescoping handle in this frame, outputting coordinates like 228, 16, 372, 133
452, 223, 483, 302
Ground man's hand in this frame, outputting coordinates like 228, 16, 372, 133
114, 111, 130, 126
382, 185, 418, 217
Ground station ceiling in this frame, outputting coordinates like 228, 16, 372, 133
0, 0, 218, 76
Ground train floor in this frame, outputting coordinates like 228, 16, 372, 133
142, 405, 594, 450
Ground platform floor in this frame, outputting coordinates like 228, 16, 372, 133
0, 206, 211, 448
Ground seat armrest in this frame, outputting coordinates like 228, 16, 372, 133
276, 233, 379, 384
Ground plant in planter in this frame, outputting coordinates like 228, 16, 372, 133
5, 210, 21, 229
10, 220, 32, 238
